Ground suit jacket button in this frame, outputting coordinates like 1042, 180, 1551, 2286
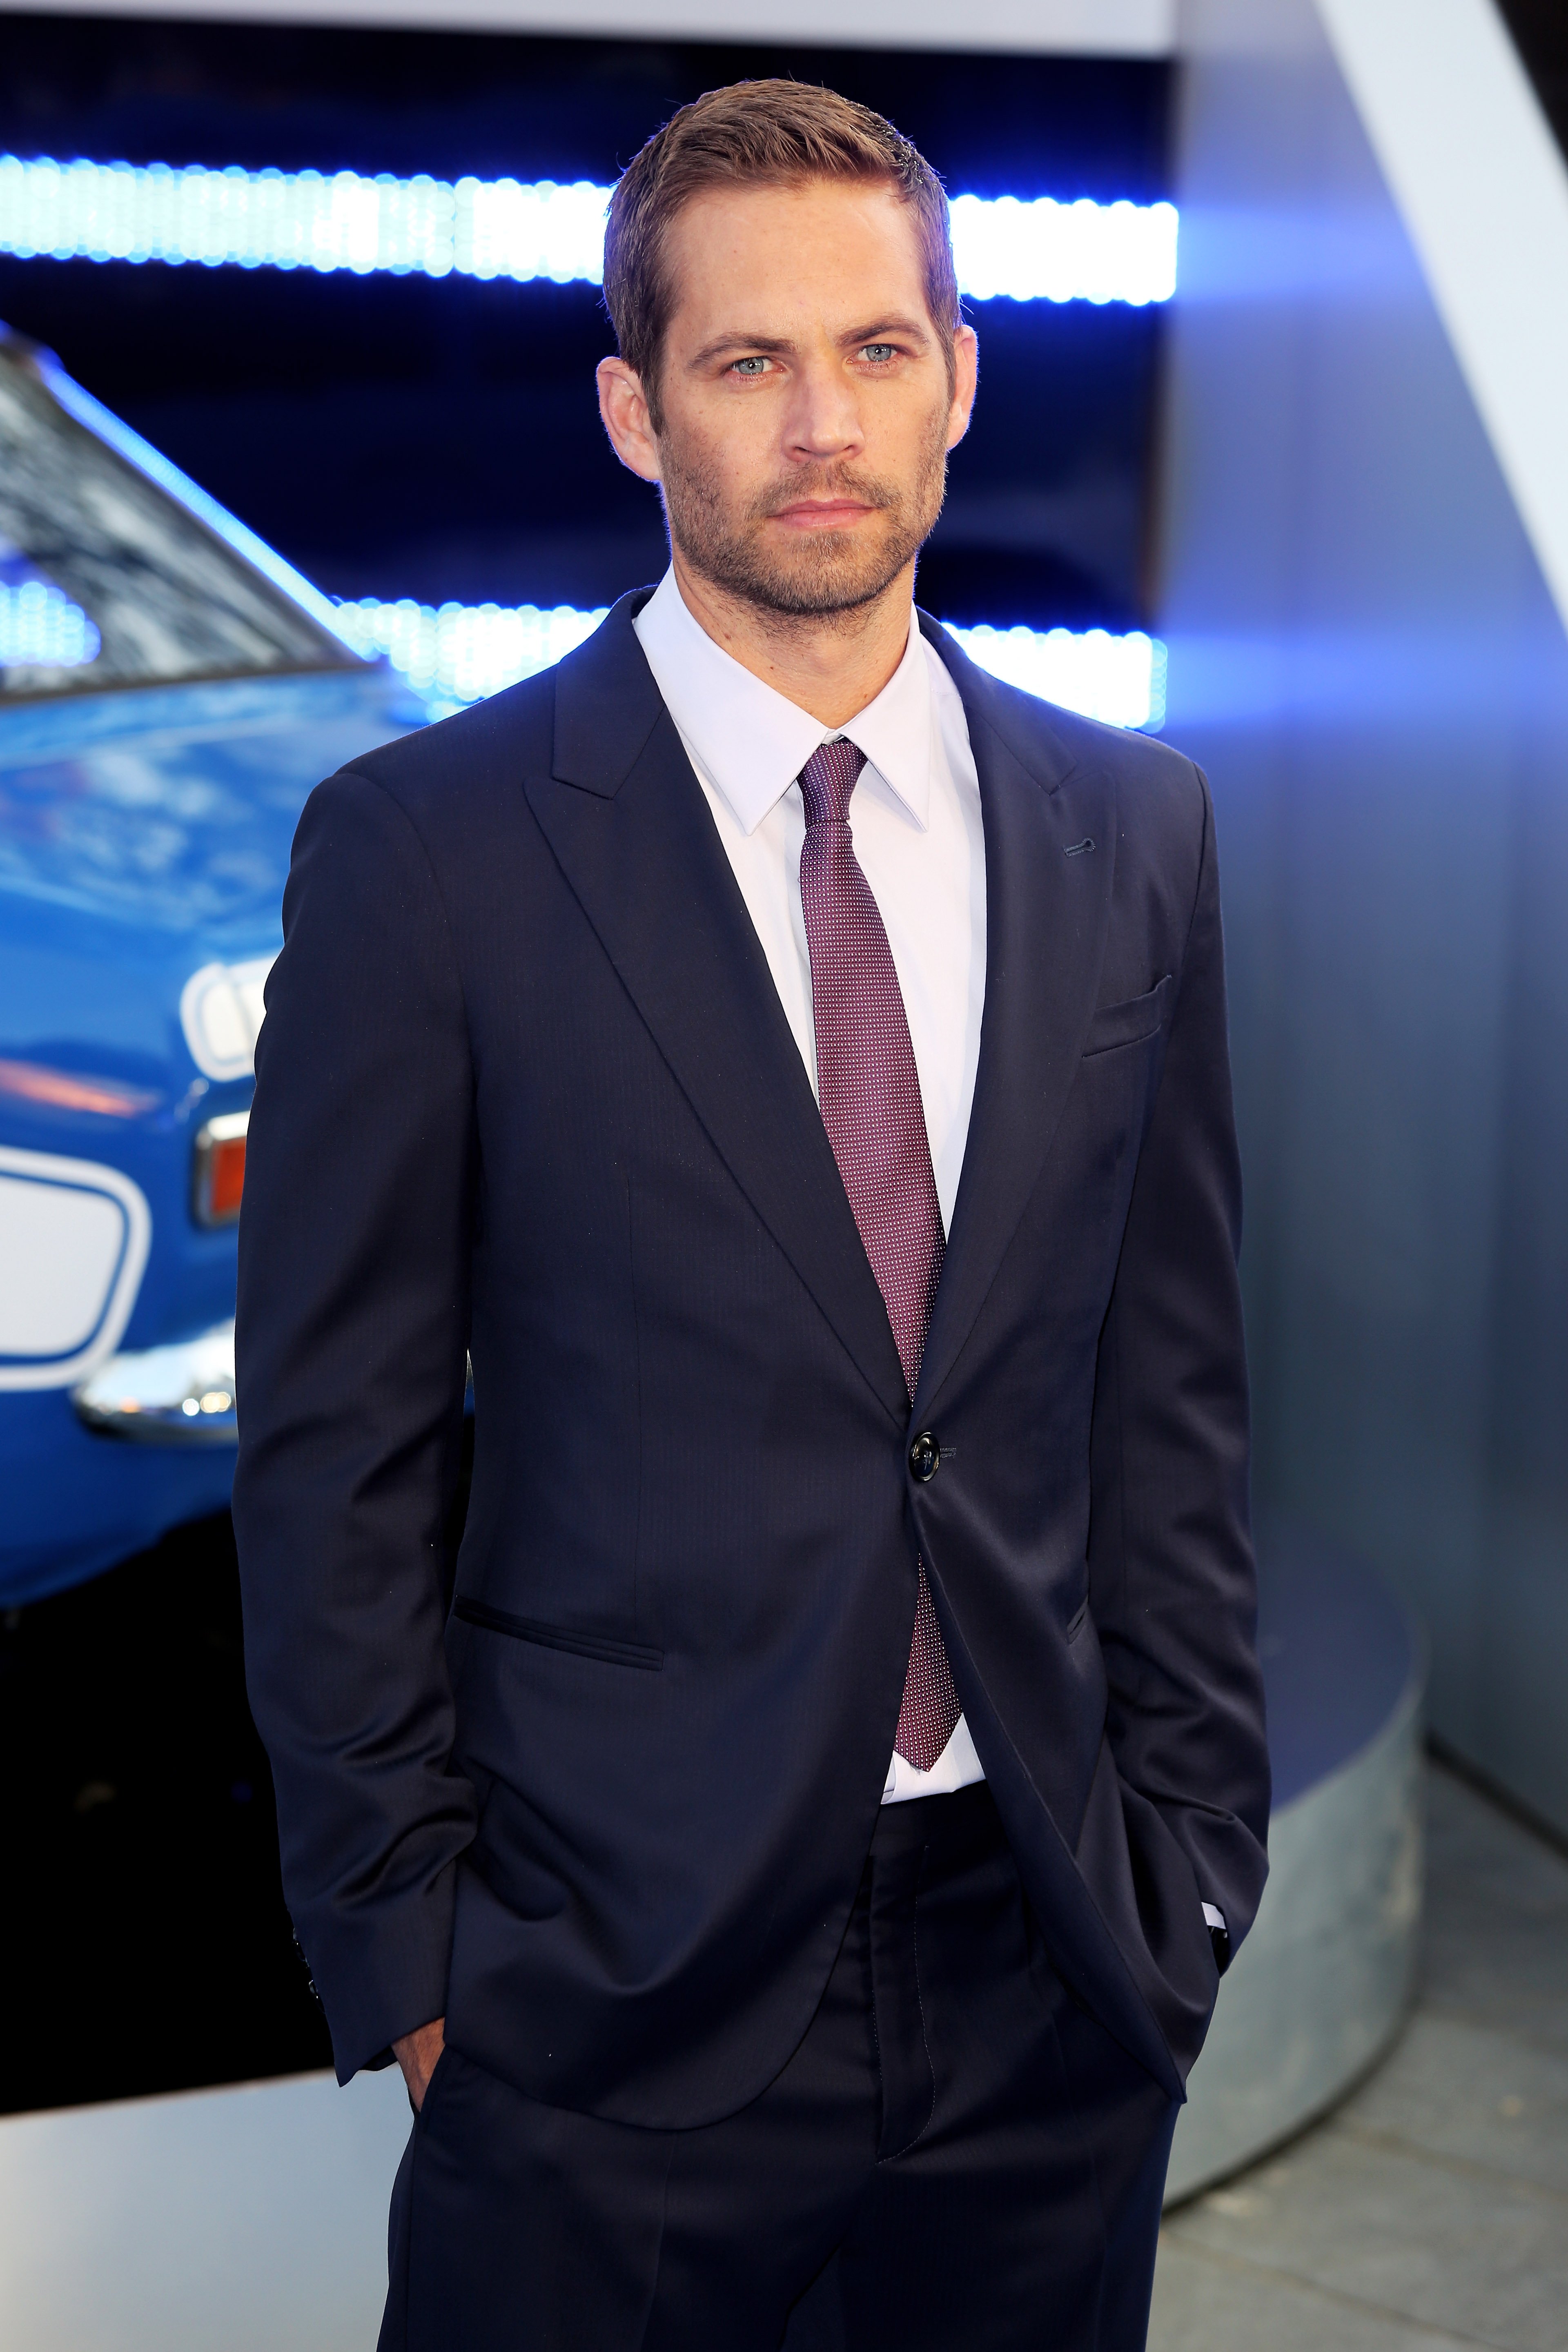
909, 1431, 940, 1483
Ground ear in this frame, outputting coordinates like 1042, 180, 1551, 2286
944, 324, 980, 454
597, 357, 663, 483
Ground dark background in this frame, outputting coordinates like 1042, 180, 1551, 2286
1, 1514, 335, 2111
0, 13, 1172, 628
1499, 0, 1568, 165
1, 16, 1172, 2114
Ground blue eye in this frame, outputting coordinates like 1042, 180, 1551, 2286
861, 345, 896, 363
732, 357, 770, 375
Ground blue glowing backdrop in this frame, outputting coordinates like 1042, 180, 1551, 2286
0, 19, 1173, 713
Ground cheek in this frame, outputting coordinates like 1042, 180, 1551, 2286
902, 402, 956, 516
869, 386, 953, 479
663, 407, 775, 506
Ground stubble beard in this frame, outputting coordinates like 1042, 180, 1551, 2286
657, 413, 950, 630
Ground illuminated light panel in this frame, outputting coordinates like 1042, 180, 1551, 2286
946, 624, 1167, 731
0, 156, 1176, 303
334, 598, 609, 706
0, 578, 100, 667
339, 599, 1164, 731
949, 195, 1176, 305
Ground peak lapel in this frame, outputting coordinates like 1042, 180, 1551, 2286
530, 597, 908, 1426
915, 617, 1117, 1410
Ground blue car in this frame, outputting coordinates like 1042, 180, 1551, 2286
0, 322, 430, 1603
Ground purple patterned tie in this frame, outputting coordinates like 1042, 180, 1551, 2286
797, 740, 961, 1773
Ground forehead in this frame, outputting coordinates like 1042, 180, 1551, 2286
661, 178, 929, 329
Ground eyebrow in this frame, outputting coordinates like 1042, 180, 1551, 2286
841, 316, 932, 348
689, 331, 796, 365
688, 316, 934, 368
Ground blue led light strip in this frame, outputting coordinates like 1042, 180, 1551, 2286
945, 622, 1167, 730
334, 599, 1166, 730
0, 157, 1177, 305
335, 599, 610, 707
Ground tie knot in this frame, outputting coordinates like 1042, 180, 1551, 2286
797, 739, 866, 830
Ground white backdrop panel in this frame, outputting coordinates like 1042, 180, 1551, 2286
0, 0, 1174, 56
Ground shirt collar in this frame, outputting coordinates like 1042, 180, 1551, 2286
633, 567, 932, 837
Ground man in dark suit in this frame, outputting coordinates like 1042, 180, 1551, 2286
235, 80, 1268, 2352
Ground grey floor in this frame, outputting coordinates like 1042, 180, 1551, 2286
1150, 1760, 1568, 2352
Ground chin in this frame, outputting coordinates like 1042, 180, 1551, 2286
746, 541, 913, 619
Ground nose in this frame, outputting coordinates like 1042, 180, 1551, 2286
783, 354, 862, 463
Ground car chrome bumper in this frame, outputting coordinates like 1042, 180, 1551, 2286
72, 1320, 237, 1444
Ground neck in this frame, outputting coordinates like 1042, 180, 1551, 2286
668, 548, 916, 729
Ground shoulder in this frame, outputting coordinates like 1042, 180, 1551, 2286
1042, 699, 1209, 873
321, 591, 664, 851
330, 666, 558, 844
920, 614, 1207, 852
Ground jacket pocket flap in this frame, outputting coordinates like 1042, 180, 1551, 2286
453, 1595, 663, 1670
1081, 973, 1175, 1058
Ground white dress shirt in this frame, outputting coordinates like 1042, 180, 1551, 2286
634, 568, 988, 1804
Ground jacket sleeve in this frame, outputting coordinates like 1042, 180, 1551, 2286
233, 764, 479, 2082
1087, 766, 1271, 1964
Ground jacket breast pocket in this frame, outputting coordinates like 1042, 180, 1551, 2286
1081, 973, 1175, 1058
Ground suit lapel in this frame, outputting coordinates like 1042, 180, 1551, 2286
530, 595, 909, 1427
915, 616, 1118, 1411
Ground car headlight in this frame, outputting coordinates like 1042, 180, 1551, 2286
180, 958, 272, 1082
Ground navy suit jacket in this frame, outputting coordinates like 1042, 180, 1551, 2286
234, 592, 1270, 2125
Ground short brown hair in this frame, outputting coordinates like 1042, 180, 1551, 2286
603, 80, 960, 426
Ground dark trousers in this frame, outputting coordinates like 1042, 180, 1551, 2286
380, 1784, 1178, 2351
